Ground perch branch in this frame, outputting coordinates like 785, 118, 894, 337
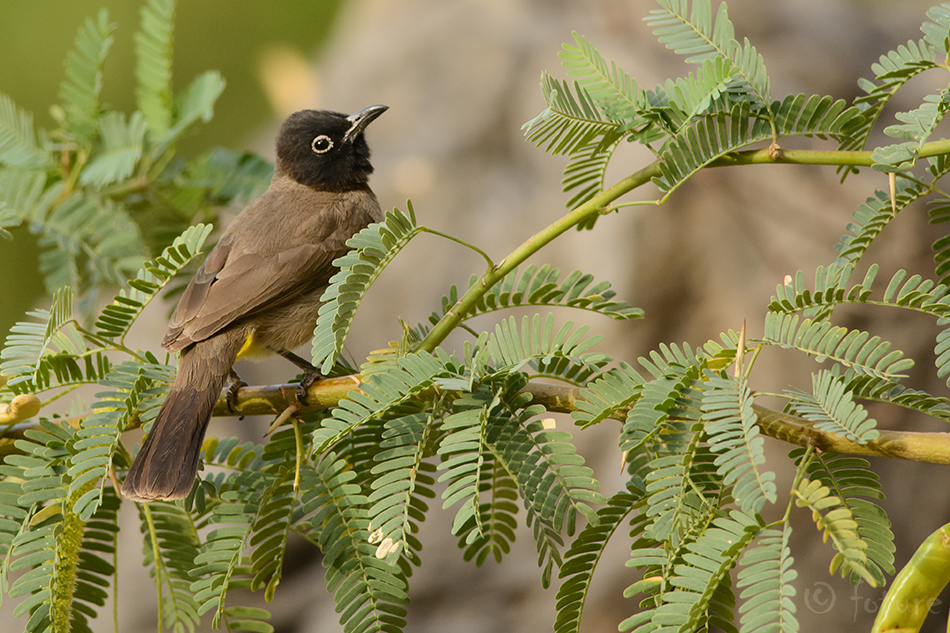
3, 376, 949, 465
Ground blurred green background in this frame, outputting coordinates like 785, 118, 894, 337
0, 0, 342, 344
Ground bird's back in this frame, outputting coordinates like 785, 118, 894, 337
162, 179, 383, 352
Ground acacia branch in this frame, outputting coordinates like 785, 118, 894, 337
197, 377, 950, 465
5, 376, 948, 465
519, 382, 950, 464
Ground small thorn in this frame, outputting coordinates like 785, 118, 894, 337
735, 320, 747, 379
265, 403, 301, 437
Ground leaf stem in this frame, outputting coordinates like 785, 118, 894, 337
76, 325, 147, 362
782, 444, 815, 524
292, 416, 303, 491
140, 503, 166, 631
420, 227, 495, 269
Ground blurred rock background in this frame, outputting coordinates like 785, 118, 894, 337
2, 0, 949, 631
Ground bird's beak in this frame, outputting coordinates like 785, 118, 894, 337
343, 104, 388, 144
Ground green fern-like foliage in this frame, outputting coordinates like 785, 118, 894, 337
562, 136, 623, 217
792, 448, 895, 587
571, 361, 644, 428
657, 56, 746, 128
297, 454, 409, 633
35, 194, 146, 306
483, 314, 609, 380
0, 93, 46, 169
58, 10, 116, 145
523, 73, 621, 157
621, 376, 688, 455
434, 391, 523, 570
840, 39, 938, 159
844, 371, 950, 422
0, 0, 238, 309
638, 339, 713, 380
247, 471, 302, 601
793, 477, 875, 585
70, 359, 169, 521
619, 352, 719, 546
1, 288, 88, 393
312, 206, 421, 373
454, 461, 520, 566
652, 96, 859, 196
546, 32, 649, 214
437, 394, 492, 529
367, 412, 436, 567
490, 399, 605, 535
554, 488, 645, 633
72, 491, 120, 633
862, 9, 950, 172
736, 525, 799, 633
313, 350, 451, 454
642, 423, 719, 544
623, 511, 756, 633
80, 112, 149, 188
436, 376, 605, 582
190, 471, 274, 630
835, 181, 929, 266
929, 200, 950, 286
134, 0, 175, 140
138, 501, 201, 633
524, 0, 862, 213
522, 71, 626, 228
876, 88, 950, 170
767, 265, 950, 390
2, 419, 71, 632
94, 222, 213, 342
10, 488, 120, 633
769, 263, 862, 315
785, 370, 879, 445
646, 0, 770, 106
702, 374, 777, 514
0, 360, 164, 630
763, 312, 913, 380
0, 223, 208, 403
431, 264, 644, 327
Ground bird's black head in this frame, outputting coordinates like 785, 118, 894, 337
275, 105, 387, 191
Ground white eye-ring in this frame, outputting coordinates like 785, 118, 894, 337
311, 135, 333, 154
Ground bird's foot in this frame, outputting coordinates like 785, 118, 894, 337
295, 366, 324, 406
273, 349, 324, 406
225, 369, 247, 413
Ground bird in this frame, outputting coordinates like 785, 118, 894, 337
121, 104, 388, 501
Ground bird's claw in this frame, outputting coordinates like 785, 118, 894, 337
225, 369, 247, 413
296, 367, 324, 406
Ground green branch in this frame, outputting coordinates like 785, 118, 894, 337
418, 136, 950, 354
417, 162, 660, 352
712, 137, 950, 167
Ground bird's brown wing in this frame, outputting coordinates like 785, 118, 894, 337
162, 184, 380, 351
162, 235, 233, 349
162, 241, 336, 351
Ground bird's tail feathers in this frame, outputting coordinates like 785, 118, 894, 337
121, 328, 246, 501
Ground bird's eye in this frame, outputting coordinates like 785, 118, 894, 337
311, 135, 333, 154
